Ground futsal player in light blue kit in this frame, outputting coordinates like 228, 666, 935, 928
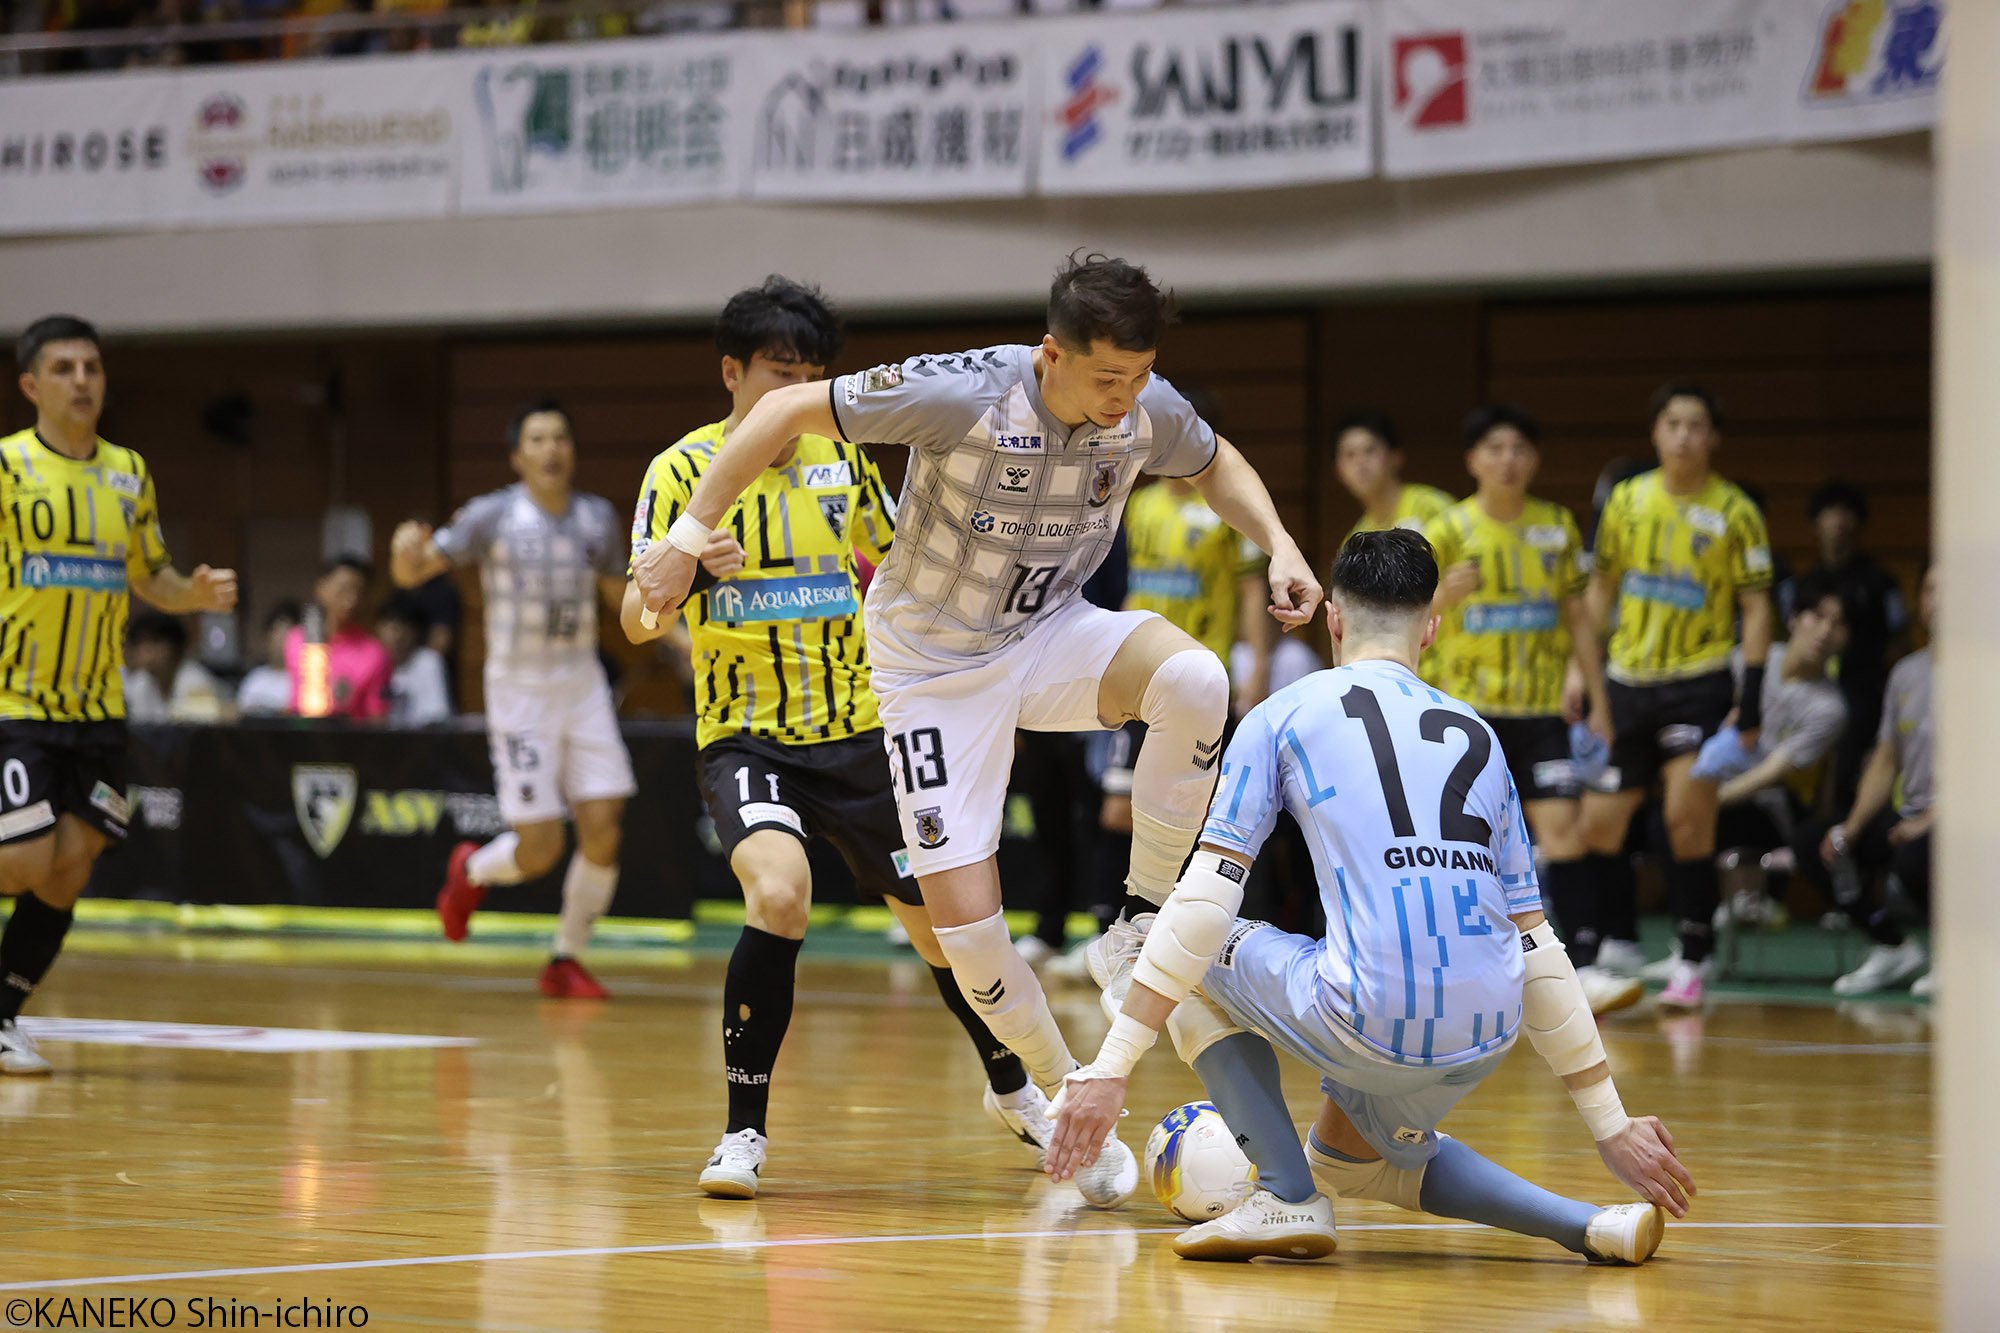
1050, 528, 1695, 1262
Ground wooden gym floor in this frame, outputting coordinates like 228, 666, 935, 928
0, 931, 1936, 1331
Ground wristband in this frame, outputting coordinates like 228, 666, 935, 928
1091, 1011, 1160, 1080
666, 510, 714, 558
1571, 1075, 1632, 1142
1737, 663, 1766, 732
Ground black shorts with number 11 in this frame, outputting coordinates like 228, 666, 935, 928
696, 729, 921, 906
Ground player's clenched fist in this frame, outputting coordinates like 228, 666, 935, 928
632, 535, 698, 620
1596, 1115, 1696, 1217
700, 530, 747, 580
190, 565, 238, 613
1266, 545, 1322, 631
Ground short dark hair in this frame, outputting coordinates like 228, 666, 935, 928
716, 275, 844, 368
506, 399, 570, 451
377, 593, 426, 632
1808, 479, 1870, 524
1461, 403, 1541, 449
1329, 528, 1439, 614
321, 553, 373, 582
1048, 252, 1177, 353
126, 611, 187, 651
1333, 409, 1399, 451
265, 599, 305, 632
1789, 569, 1845, 621
1649, 380, 1724, 430
16, 314, 100, 372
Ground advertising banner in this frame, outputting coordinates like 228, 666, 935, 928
170, 56, 460, 225
1035, 0, 1375, 197
747, 24, 1036, 201
1779, 0, 1941, 144
455, 33, 751, 214
0, 70, 179, 235
1381, 0, 1789, 179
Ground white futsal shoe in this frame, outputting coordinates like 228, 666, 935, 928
1172, 1187, 1339, 1262
1073, 1125, 1141, 1210
1086, 912, 1155, 1022
0, 1020, 51, 1076
1832, 940, 1929, 996
1577, 965, 1644, 1017
1593, 938, 1648, 978
1583, 1202, 1667, 1265
983, 1083, 1057, 1165
698, 1129, 768, 1200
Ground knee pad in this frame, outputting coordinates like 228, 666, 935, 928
1166, 989, 1244, 1065
932, 914, 1042, 1041
1305, 1139, 1430, 1213
1127, 650, 1231, 899
1137, 649, 1230, 761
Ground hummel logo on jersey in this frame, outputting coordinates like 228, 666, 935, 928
803, 461, 853, 488
1193, 737, 1221, 771
971, 978, 1006, 1005
1000, 464, 1034, 493
996, 433, 1044, 452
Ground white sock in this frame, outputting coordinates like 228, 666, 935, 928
1127, 648, 1230, 903
555, 854, 618, 958
467, 833, 528, 887
933, 913, 1077, 1094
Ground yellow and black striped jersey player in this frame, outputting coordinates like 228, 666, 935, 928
0, 315, 237, 1075
621, 277, 1053, 1199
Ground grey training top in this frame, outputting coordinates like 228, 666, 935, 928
433, 484, 627, 678
1879, 646, 1933, 816
1742, 643, 1849, 776
828, 344, 1216, 667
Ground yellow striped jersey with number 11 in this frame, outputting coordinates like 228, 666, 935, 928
1424, 496, 1587, 718
0, 429, 171, 723
1593, 470, 1773, 686
633, 421, 895, 750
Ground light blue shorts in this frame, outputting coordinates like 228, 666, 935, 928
1200, 920, 1510, 1171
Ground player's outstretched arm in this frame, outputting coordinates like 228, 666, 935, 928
632, 382, 838, 624
390, 521, 451, 589
1047, 846, 1252, 1180
1187, 437, 1320, 630
1510, 909, 1697, 1216
132, 564, 237, 614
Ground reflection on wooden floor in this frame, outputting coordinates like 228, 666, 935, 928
0, 935, 1936, 1331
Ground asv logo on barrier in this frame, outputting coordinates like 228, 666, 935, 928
1037, 0, 1375, 196
292, 764, 505, 857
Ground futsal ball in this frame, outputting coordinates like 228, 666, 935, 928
1143, 1101, 1257, 1221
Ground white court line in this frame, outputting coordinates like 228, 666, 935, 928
0, 1221, 1939, 1293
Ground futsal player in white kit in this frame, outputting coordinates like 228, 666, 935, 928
633, 255, 1321, 1205
1049, 530, 1695, 1260
393, 401, 636, 999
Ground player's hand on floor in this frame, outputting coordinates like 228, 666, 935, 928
1597, 1115, 1695, 1217
1046, 1069, 1128, 1182
700, 531, 747, 579
632, 538, 698, 621
192, 565, 238, 613
1266, 549, 1323, 632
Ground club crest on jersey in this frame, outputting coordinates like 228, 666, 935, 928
999, 464, 1034, 494
292, 764, 358, 859
818, 493, 850, 536
1088, 460, 1118, 508
914, 806, 948, 849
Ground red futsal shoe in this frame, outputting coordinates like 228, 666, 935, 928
436, 841, 487, 942
540, 957, 609, 1000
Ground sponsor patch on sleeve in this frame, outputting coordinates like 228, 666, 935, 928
859, 364, 904, 394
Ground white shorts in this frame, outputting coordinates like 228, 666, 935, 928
485, 665, 637, 827
869, 597, 1158, 876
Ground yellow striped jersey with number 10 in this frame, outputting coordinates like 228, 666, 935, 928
1593, 470, 1773, 686
0, 430, 171, 723
1424, 496, 1587, 718
633, 421, 895, 750
1122, 481, 1266, 659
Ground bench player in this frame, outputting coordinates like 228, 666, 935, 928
392, 402, 634, 999
1, 315, 238, 1074
634, 255, 1320, 1206
1423, 406, 1637, 1015
1050, 530, 1692, 1263
623, 276, 1042, 1198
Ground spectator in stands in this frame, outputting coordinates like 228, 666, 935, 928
1333, 409, 1455, 546
379, 595, 453, 725
1799, 563, 1936, 998
286, 554, 392, 719
237, 599, 302, 716
1782, 480, 1908, 809
122, 611, 223, 721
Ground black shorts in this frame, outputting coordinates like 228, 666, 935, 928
1484, 715, 1581, 802
0, 720, 129, 846
696, 730, 919, 906
1605, 671, 1735, 793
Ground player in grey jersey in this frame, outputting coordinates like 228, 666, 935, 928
393, 400, 637, 999
634, 254, 1320, 1205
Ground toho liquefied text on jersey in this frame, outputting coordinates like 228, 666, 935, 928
828, 345, 1217, 669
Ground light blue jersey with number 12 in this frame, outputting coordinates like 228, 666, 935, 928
1203, 658, 1543, 1068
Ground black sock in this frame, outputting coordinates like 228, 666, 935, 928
1116, 888, 1161, 921
928, 965, 1028, 1096
721, 926, 803, 1136
1, 892, 74, 1024
1541, 860, 1599, 967
1586, 852, 1639, 944
1666, 858, 1720, 964
1864, 908, 1908, 947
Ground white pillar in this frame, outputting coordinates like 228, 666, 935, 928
1937, 5, 2000, 1327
